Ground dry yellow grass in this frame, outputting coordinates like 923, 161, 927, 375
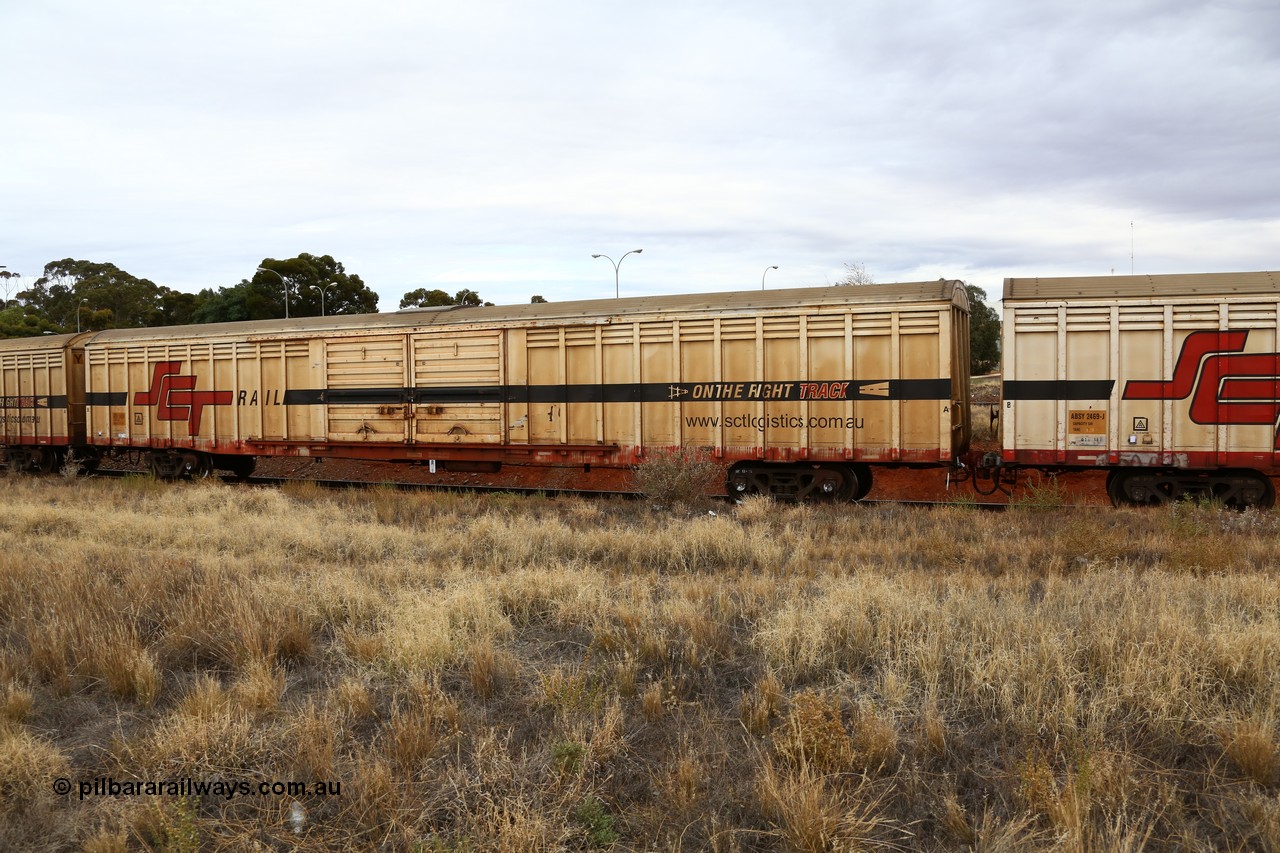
0, 476, 1277, 850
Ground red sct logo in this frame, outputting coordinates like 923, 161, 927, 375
1123, 330, 1280, 447
134, 362, 234, 436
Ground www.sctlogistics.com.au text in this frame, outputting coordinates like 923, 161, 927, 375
58, 777, 341, 801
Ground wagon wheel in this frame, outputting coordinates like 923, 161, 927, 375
1109, 470, 1173, 506
830, 466, 858, 502
34, 450, 56, 474
149, 454, 167, 480
185, 453, 213, 479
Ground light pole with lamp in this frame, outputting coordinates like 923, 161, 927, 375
76, 298, 88, 333
761, 265, 778, 290
591, 249, 643, 299
256, 267, 290, 319
310, 282, 337, 316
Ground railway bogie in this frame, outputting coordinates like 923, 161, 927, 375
1106, 468, 1275, 509
726, 461, 870, 502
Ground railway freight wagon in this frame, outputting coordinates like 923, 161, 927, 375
72, 282, 971, 499
0, 333, 89, 472
999, 271, 1280, 507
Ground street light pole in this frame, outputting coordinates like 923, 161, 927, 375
77, 298, 88, 333
310, 282, 337, 316
591, 249, 643, 298
761, 265, 778, 290
256, 267, 290, 319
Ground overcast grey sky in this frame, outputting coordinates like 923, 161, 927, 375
3, 0, 1278, 309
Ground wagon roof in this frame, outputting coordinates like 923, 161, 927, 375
0, 332, 89, 353
72, 280, 967, 344
1003, 270, 1280, 301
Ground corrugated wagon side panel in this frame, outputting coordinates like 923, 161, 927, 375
762, 316, 801, 453
526, 327, 566, 445
679, 318, 717, 449
564, 327, 600, 445
806, 314, 848, 450
325, 336, 408, 443
0, 344, 71, 445
851, 313, 892, 453
1116, 308, 1167, 454
411, 330, 503, 445
84, 333, 316, 452
1061, 305, 1114, 457
898, 309, 943, 454
639, 323, 675, 446
719, 317, 758, 451
601, 323, 637, 447
1005, 305, 1061, 459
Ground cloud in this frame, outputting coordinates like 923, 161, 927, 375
1, 0, 1277, 309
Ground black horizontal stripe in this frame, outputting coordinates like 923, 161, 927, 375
85, 379, 958, 408
0, 395, 69, 409
1003, 380, 1115, 401
85, 392, 129, 406
283, 389, 325, 405
288, 380, 953, 405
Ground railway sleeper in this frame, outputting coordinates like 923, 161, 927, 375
1107, 468, 1276, 509
727, 462, 870, 502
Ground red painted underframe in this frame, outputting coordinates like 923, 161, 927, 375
87, 436, 953, 467
1002, 448, 1280, 475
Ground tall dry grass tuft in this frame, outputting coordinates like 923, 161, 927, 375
0, 721, 74, 851
756, 754, 902, 852
93, 626, 162, 706
2, 682, 34, 723
1220, 716, 1278, 786
740, 669, 784, 737
774, 690, 853, 772
467, 636, 517, 703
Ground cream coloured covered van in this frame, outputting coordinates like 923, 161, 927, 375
1002, 271, 1280, 506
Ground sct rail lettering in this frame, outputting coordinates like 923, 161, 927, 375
236, 389, 284, 406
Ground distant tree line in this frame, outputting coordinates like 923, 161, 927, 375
0, 254, 384, 338
399, 288, 492, 309
0, 255, 539, 339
